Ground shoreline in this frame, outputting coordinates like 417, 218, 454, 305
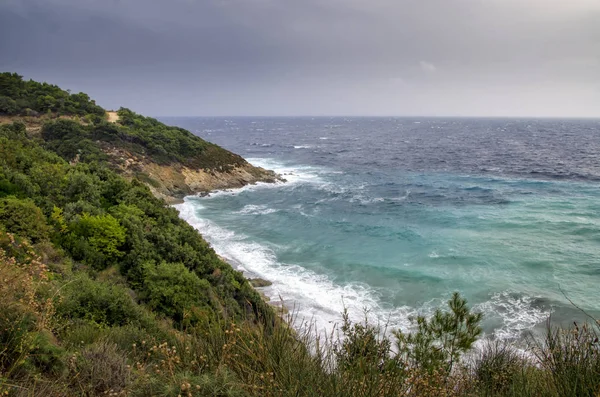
218, 252, 291, 315
176, 180, 292, 315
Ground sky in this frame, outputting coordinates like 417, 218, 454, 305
1, 0, 599, 117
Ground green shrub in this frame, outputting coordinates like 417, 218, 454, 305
334, 309, 396, 375
41, 119, 84, 141
66, 213, 126, 270
0, 120, 26, 139
27, 330, 66, 376
0, 197, 50, 242
57, 275, 144, 327
471, 341, 529, 396
60, 321, 104, 348
141, 262, 212, 325
0, 310, 65, 379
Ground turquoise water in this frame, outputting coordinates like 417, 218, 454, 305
167, 117, 600, 341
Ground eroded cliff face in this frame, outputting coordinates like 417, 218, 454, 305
103, 145, 280, 203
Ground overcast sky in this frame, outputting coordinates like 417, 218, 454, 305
1, 0, 599, 117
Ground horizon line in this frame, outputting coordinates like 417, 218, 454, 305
154, 114, 600, 120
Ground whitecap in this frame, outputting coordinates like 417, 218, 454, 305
474, 292, 552, 341
247, 158, 330, 186
349, 195, 385, 205
235, 204, 279, 216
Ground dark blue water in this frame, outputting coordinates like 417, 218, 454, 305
163, 117, 600, 340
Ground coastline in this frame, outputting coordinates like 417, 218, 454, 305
175, 180, 291, 315
218, 251, 290, 315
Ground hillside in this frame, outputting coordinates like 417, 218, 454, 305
0, 72, 279, 202
0, 73, 283, 395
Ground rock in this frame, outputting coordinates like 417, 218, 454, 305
248, 278, 273, 288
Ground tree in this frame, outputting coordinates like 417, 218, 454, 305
395, 292, 482, 374
0, 72, 24, 97
41, 119, 84, 141
37, 95, 57, 112
0, 96, 18, 115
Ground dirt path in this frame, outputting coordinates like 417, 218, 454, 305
106, 111, 120, 123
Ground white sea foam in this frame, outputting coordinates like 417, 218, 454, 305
349, 195, 385, 205
235, 204, 279, 216
293, 145, 312, 149
190, 158, 328, 200
247, 158, 329, 186
474, 292, 552, 341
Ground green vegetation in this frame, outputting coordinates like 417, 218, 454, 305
1, 74, 599, 396
116, 108, 247, 168
0, 120, 269, 325
1, 72, 252, 174
0, 73, 104, 116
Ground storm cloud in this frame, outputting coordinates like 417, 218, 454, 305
1, 0, 599, 117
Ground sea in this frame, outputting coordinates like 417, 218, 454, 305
161, 116, 600, 342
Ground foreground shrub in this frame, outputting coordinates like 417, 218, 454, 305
535, 321, 600, 397
69, 340, 131, 396
334, 310, 397, 375
0, 232, 63, 380
395, 292, 483, 376
470, 341, 536, 396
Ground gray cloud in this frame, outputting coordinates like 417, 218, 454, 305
1, 0, 599, 117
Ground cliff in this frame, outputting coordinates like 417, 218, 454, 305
0, 72, 280, 203
103, 140, 279, 203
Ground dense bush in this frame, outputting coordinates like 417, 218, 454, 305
65, 213, 126, 270
0, 232, 63, 380
0, 196, 50, 242
141, 262, 212, 325
57, 275, 146, 327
